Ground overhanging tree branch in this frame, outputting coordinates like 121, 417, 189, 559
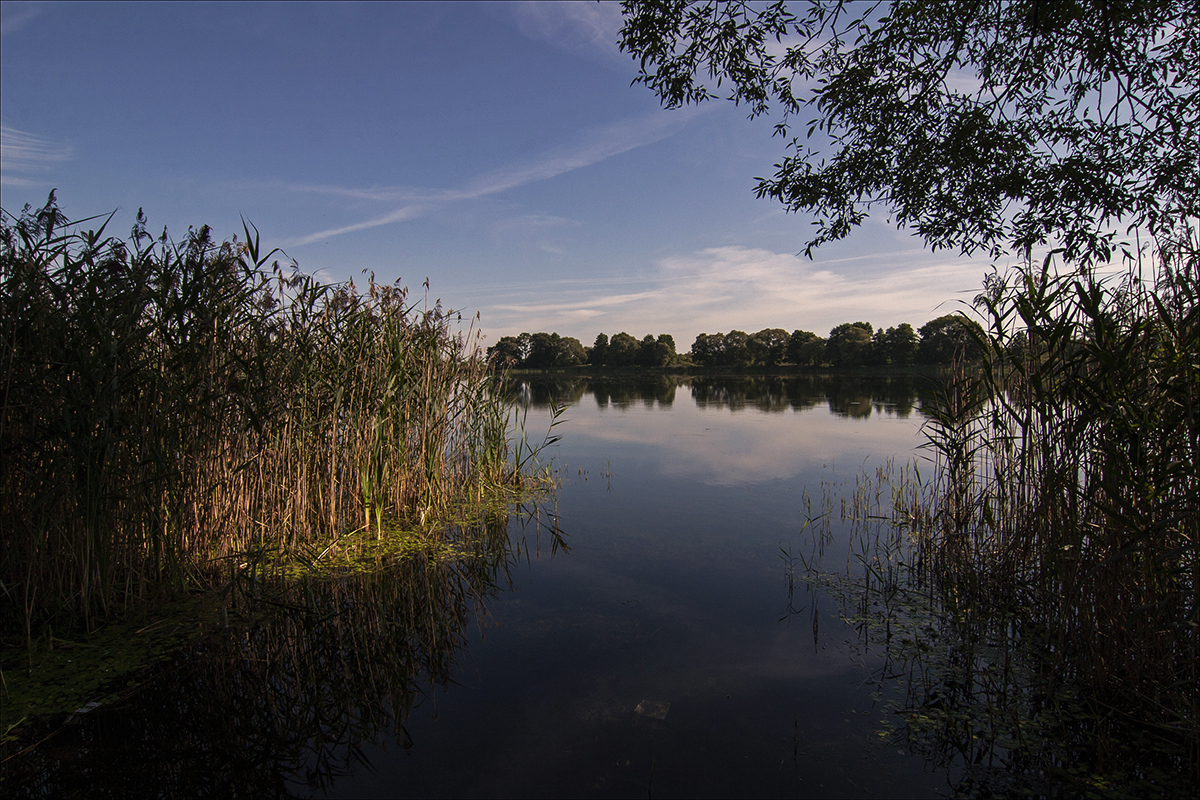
619, 0, 1199, 265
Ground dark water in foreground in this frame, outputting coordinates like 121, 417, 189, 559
14, 375, 961, 798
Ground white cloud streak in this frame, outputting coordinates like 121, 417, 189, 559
0, 124, 73, 185
490, 213, 581, 234
283, 111, 692, 246
466, 244, 994, 345
286, 205, 427, 245
0, 2, 42, 37
508, 0, 627, 65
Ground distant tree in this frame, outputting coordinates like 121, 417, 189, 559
827, 322, 874, 367
868, 323, 919, 366
691, 332, 723, 366
869, 328, 890, 366
637, 334, 657, 367
636, 333, 675, 366
883, 323, 919, 366
632, 333, 678, 366
590, 333, 609, 366
722, 330, 751, 367
918, 315, 985, 363
525, 332, 559, 369
490, 332, 584, 368
655, 333, 677, 365
748, 328, 789, 367
787, 329, 825, 367
558, 336, 586, 367
608, 332, 641, 367
487, 335, 527, 368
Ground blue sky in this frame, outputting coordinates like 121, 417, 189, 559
1, 1, 995, 347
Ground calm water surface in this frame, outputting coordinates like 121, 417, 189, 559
18, 375, 963, 798
326, 374, 951, 798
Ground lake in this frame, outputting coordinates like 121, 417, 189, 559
14, 373, 966, 798
347, 374, 952, 799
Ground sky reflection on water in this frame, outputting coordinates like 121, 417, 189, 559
525, 374, 929, 486
325, 375, 952, 799
9, 375, 954, 799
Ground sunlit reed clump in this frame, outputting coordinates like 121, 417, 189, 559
1, 194, 518, 643
913, 224, 1199, 773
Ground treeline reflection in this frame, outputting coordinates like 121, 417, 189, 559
11, 505, 561, 798
502, 374, 933, 418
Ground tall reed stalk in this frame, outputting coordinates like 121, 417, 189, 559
1, 195, 517, 644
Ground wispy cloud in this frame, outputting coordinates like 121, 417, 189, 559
283, 183, 438, 204
0, 124, 73, 186
1, 2, 43, 37
493, 289, 660, 314
509, 1, 627, 66
465, 245, 992, 344
284, 110, 693, 246
286, 205, 428, 245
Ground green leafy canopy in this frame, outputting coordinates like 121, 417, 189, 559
619, 0, 1199, 264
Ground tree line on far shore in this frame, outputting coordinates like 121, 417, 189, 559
487, 314, 984, 369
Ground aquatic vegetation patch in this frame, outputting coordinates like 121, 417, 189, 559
0, 194, 540, 642
1, 501, 556, 794
0, 593, 220, 742
0, 194, 569, 761
1, 494, 566, 782
790, 415, 1196, 796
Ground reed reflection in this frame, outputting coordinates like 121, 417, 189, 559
9, 504, 563, 798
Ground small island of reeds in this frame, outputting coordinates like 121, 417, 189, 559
0, 195, 543, 684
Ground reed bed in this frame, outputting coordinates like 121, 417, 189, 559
920, 230, 1198, 758
1, 195, 522, 646
797, 226, 1198, 789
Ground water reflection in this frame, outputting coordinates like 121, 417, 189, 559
11, 375, 963, 799
502, 373, 928, 419
503, 374, 681, 410
590, 376, 677, 410
501, 374, 932, 488
9, 506, 561, 798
